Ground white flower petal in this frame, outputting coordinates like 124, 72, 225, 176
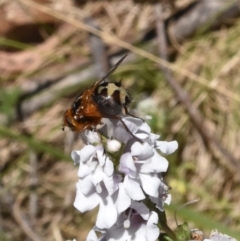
78, 160, 98, 178
86, 229, 98, 241
128, 223, 146, 241
78, 175, 94, 195
71, 145, 96, 164
123, 119, 139, 134
115, 183, 131, 213
114, 174, 123, 185
148, 211, 158, 225
71, 151, 81, 165
156, 141, 178, 155
119, 152, 136, 177
146, 212, 159, 241
82, 130, 101, 144
112, 118, 140, 143
125, 116, 143, 126
103, 157, 114, 176
98, 118, 114, 138
131, 142, 153, 160
96, 195, 118, 229
164, 194, 171, 205
113, 128, 132, 144
96, 149, 105, 166
103, 175, 118, 195
135, 133, 149, 140
130, 201, 149, 220
139, 151, 168, 173
74, 181, 99, 212
139, 173, 160, 198
150, 133, 160, 141
149, 196, 164, 211
92, 166, 104, 186
138, 121, 151, 133
123, 176, 145, 201
105, 220, 127, 241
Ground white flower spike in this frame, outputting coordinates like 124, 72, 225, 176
70, 116, 178, 240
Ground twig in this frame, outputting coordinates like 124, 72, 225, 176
85, 18, 110, 79
29, 150, 38, 223
154, 2, 240, 182
13, 193, 43, 241
167, 0, 240, 43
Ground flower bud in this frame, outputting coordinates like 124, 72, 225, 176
107, 139, 121, 153
123, 219, 130, 229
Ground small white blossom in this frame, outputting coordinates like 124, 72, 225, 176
206, 229, 237, 241
149, 177, 171, 211
155, 140, 178, 155
114, 183, 131, 214
80, 130, 101, 145
72, 143, 120, 229
118, 138, 169, 200
96, 209, 159, 241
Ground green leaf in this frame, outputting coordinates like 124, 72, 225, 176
175, 222, 190, 241
167, 203, 240, 240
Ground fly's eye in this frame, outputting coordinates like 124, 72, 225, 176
95, 85, 108, 96
125, 95, 131, 105
72, 95, 82, 111
114, 82, 122, 87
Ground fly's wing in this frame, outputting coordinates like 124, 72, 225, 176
93, 54, 127, 87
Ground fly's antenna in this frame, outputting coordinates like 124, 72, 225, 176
94, 54, 127, 87
117, 78, 123, 85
